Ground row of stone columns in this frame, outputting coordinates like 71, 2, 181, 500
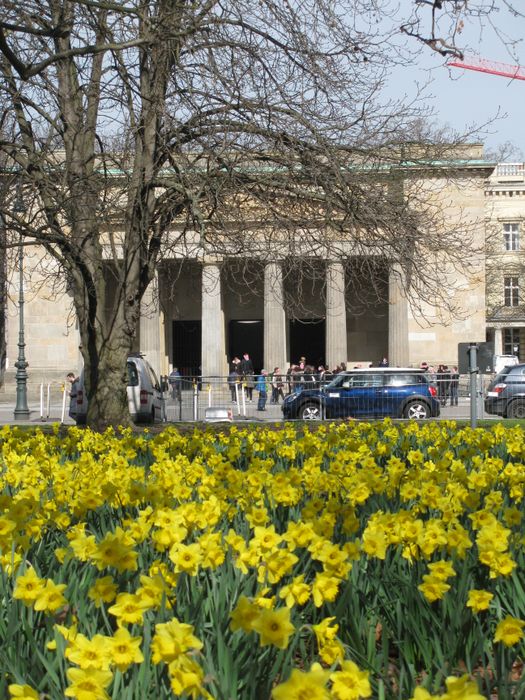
141, 260, 410, 378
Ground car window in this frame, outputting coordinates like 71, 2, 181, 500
508, 366, 525, 376
127, 361, 139, 386
147, 365, 160, 391
326, 374, 346, 388
343, 373, 383, 388
386, 373, 424, 387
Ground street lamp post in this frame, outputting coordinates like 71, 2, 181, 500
13, 184, 30, 420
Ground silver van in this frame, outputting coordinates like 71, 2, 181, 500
70, 353, 164, 425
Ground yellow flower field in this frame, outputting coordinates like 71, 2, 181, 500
1, 420, 525, 699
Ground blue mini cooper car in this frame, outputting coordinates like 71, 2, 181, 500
282, 368, 440, 420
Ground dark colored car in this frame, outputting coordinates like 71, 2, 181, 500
282, 368, 440, 420
485, 363, 525, 418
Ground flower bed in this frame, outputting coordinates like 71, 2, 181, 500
1, 420, 524, 699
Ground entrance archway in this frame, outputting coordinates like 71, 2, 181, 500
289, 318, 325, 368
228, 320, 264, 372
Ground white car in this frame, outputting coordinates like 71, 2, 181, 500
70, 353, 164, 425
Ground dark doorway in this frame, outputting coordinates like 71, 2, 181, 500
229, 320, 263, 372
172, 320, 201, 377
289, 318, 325, 368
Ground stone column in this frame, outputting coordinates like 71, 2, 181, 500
325, 260, 347, 369
388, 264, 409, 367
264, 262, 287, 372
494, 328, 503, 356
140, 273, 161, 378
201, 261, 225, 377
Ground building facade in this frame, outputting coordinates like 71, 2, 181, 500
485, 163, 525, 362
2, 146, 495, 386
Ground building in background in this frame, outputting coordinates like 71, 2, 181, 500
1, 145, 495, 388
485, 163, 525, 364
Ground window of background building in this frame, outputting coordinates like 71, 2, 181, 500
504, 328, 521, 356
504, 277, 520, 306
504, 223, 520, 251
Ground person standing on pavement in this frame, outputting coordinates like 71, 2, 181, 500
66, 372, 79, 420
270, 367, 285, 404
256, 370, 268, 411
240, 353, 255, 402
168, 367, 182, 401
449, 366, 459, 406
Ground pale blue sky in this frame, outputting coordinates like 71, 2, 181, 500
392, 2, 525, 159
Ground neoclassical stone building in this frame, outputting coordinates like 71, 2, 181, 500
2, 145, 495, 385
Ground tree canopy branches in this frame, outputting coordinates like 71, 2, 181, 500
0, 0, 489, 427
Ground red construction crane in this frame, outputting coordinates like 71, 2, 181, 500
447, 56, 525, 81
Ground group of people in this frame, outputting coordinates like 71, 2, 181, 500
420, 362, 460, 406
227, 354, 353, 411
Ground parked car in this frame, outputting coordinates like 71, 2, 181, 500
485, 363, 525, 419
70, 353, 164, 425
282, 368, 440, 420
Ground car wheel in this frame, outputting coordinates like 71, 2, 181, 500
300, 402, 321, 420
151, 407, 156, 424
403, 401, 430, 420
507, 400, 525, 419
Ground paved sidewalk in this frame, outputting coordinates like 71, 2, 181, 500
0, 395, 494, 427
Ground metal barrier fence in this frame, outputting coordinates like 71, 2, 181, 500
163, 372, 488, 422
0, 372, 500, 423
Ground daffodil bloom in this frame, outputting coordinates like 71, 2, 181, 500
330, 660, 372, 699
92, 529, 138, 573
88, 576, 118, 607
278, 575, 310, 607
409, 688, 437, 700
109, 627, 144, 672
8, 684, 39, 700
13, 567, 45, 605
169, 542, 202, 576
64, 667, 113, 700
494, 616, 525, 646
418, 575, 451, 603
252, 525, 283, 552
65, 633, 111, 670
0, 515, 17, 538
312, 573, 340, 607
466, 589, 493, 613
440, 674, 486, 699
108, 592, 149, 626
272, 666, 330, 700
252, 607, 295, 649
427, 560, 456, 580
33, 579, 67, 613
168, 654, 207, 699
230, 595, 260, 632
151, 618, 203, 664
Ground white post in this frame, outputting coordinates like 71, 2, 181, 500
40, 384, 44, 421
61, 383, 67, 423
46, 383, 51, 419
235, 381, 240, 416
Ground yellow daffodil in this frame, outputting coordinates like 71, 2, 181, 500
466, 589, 494, 613
251, 607, 295, 649
272, 666, 330, 700
494, 616, 525, 646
